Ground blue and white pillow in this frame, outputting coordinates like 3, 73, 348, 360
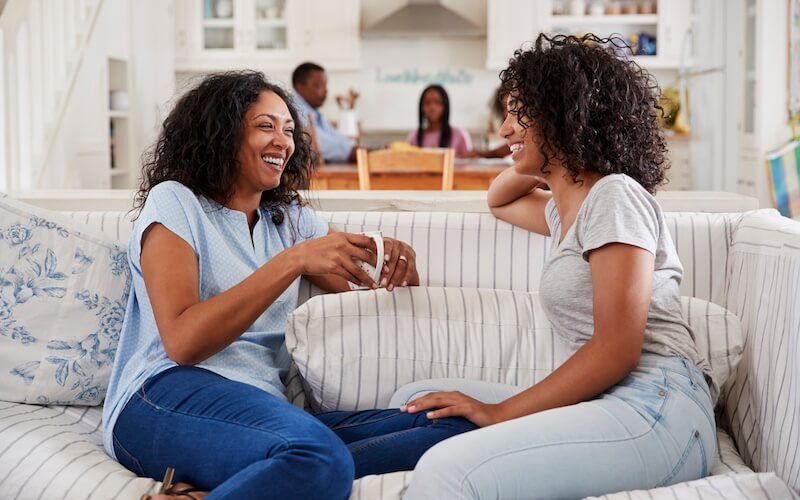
0, 193, 130, 405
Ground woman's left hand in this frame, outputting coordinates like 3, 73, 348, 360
380, 237, 420, 290
400, 391, 504, 428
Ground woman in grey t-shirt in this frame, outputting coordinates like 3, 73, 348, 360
400, 34, 717, 499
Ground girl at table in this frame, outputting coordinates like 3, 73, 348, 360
406, 84, 473, 156
399, 34, 717, 499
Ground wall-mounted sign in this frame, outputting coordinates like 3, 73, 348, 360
376, 68, 474, 85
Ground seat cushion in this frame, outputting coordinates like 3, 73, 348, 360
0, 401, 156, 499
584, 472, 798, 499
0, 400, 760, 500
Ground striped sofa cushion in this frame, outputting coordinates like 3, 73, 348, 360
60, 210, 742, 308
586, 472, 798, 500
286, 287, 743, 412
0, 400, 756, 500
724, 210, 800, 492
0, 402, 156, 500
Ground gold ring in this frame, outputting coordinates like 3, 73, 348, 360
398, 255, 408, 263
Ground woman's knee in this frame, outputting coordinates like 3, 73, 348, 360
290, 421, 355, 493
405, 440, 474, 499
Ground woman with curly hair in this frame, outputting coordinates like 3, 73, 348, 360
399, 34, 716, 498
102, 71, 476, 500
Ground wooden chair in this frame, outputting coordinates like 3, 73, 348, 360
355, 148, 455, 190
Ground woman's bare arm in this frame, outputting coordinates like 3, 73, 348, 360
141, 224, 377, 365
487, 167, 551, 236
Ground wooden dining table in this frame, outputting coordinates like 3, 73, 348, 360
310, 159, 510, 190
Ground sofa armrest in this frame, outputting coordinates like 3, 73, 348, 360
722, 210, 800, 490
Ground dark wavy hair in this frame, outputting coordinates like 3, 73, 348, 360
499, 33, 668, 193
134, 70, 315, 224
417, 85, 452, 148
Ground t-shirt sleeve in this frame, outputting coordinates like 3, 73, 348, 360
130, 181, 198, 268
545, 197, 559, 236
579, 178, 660, 261
406, 130, 418, 146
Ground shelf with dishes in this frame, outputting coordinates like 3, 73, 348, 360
546, 0, 691, 70
550, 14, 658, 26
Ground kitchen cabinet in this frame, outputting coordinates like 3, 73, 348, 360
486, 0, 692, 71
175, 0, 360, 71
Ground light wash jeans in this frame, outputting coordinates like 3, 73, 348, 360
392, 354, 716, 500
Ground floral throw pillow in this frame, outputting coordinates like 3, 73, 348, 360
0, 193, 130, 405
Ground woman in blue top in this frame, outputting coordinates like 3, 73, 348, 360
102, 71, 476, 500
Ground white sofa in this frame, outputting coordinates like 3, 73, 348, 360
0, 192, 798, 500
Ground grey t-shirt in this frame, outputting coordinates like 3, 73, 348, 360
539, 174, 717, 401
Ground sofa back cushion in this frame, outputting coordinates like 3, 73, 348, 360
0, 197, 130, 405
286, 287, 743, 412
63, 210, 742, 309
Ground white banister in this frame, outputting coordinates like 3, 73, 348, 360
53, 0, 66, 86
0, 0, 104, 191
0, 29, 6, 191
15, 23, 32, 190
28, 0, 43, 157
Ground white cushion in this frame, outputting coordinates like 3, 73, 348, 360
681, 296, 744, 400
0, 195, 130, 405
0, 401, 156, 500
286, 287, 743, 413
584, 472, 798, 500
0, 400, 753, 500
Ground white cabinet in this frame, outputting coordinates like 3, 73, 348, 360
175, 0, 360, 71
486, 0, 692, 70
486, 0, 550, 70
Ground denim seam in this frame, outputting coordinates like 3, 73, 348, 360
698, 431, 709, 476
348, 426, 430, 455
655, 429, 700, 487
456, 385, 674, 497
671, 383, 715, 430
112, 434, 145, 477
129, 391, 292, 451
327, 412, 411, 431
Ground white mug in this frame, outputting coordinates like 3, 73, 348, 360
349, 231, 384, 290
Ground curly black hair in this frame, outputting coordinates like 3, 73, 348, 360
134, 70, 315, 224
499, 33, 668, 193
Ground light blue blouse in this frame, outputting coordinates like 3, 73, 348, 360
102, 181, 328, 458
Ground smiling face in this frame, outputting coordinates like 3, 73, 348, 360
235, 90, 296, 194
498, 95, 547, 177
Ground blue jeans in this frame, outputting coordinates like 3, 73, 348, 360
394, 354, 717, 499
111, 366, 476, 500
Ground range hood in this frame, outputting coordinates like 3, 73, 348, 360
362, 0, 484, 38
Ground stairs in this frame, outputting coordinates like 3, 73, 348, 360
0, 0, 104, 191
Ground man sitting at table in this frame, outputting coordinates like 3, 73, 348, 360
292, 62, 356, 164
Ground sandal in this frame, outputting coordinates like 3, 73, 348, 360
141, 467, 204, 500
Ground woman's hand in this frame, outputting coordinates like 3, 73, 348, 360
401, 391, 505, 428
293, 232, 379, 289
379, 237, 420, 290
